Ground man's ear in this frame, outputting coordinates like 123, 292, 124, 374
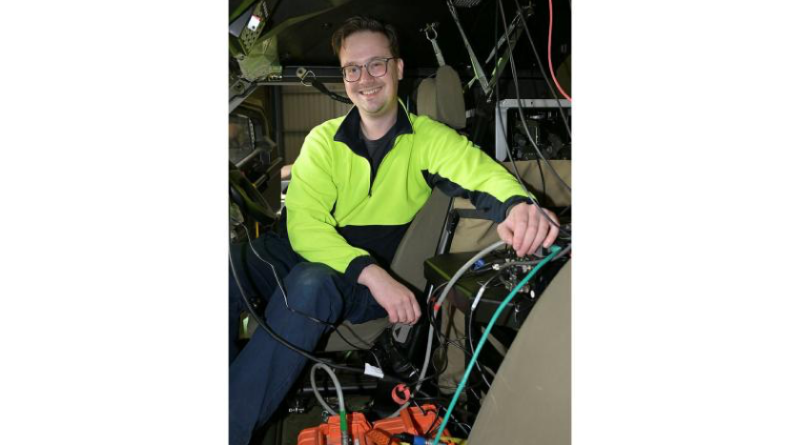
396, 58, 404, 80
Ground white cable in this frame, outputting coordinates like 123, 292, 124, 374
434, 240, 506, 310
470, 282, 489, 312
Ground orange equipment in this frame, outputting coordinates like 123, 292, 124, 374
297, 405, 451, 445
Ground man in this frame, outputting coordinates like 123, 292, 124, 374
229, 16, 559, 445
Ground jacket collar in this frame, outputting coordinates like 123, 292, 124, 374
334, 99, 414, 156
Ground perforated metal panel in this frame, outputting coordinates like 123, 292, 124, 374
238, 1, 268, 54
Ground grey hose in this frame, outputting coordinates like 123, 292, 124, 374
310, 363, 346, 417
389, 240, 507, 417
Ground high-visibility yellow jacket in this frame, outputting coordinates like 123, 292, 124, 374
285, 101, 532, 283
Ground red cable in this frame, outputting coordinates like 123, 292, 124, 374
548, 0, 572, 102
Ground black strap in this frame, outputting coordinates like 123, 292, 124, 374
454, 208, 492, 220
309, 78, 352, 105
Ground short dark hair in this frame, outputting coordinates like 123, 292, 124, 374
331, 16, 400, 60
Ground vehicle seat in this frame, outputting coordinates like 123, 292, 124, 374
416, 65, 466, 130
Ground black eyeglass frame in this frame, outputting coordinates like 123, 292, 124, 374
340, 57, 397, 82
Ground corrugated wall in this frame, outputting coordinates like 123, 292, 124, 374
282, 84, 352, 164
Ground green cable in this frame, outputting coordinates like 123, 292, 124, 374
340, 410, 348, 444
432, 245, 562, 445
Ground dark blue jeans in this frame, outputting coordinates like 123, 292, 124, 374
229, 233, 387, 445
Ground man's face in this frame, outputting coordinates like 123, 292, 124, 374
339, 31, 404, 119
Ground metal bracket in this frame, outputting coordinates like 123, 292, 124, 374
296, 67, 316, 86
392, 324, 413, 344
421, 23, 446, 67
238, 0, 269, 54
466, 5, 532, 97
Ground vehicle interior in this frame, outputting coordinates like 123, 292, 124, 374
228, 0, 572, 443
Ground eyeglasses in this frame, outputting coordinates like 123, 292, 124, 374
340, 57, 396, 82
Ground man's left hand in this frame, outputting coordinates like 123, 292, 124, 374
497, 203, 560, 257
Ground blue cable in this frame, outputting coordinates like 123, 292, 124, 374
432, 245, 562, 445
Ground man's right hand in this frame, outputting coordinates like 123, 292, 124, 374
357, 264, 421, 325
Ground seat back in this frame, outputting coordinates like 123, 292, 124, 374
416, 65, 466, 130
468, 261, 571, 445
322, 187, 452, 351
389, 187, 452, 293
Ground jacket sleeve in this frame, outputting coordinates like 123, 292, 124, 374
284, 127, 376, 282
421, 119, 534, 222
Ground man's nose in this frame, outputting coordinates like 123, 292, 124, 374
360, 67, 377, 81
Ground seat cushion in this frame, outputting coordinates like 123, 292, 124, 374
322, 318, 390, 352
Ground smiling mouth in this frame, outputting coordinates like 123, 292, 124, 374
359, 86, 382, 97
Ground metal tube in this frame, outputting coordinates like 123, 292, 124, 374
234, 147, 264, 169
446, 0, 490, 94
